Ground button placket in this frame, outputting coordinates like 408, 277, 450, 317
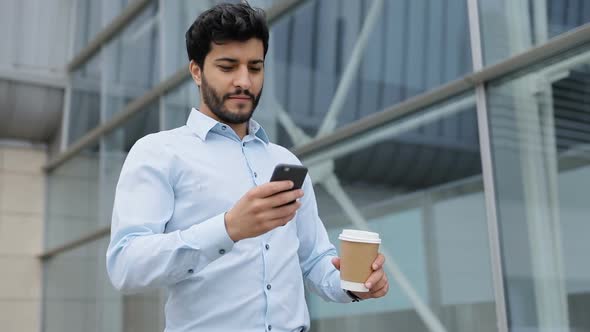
241, 142, 259, 185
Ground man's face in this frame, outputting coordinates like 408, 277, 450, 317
194, 38, 265, 124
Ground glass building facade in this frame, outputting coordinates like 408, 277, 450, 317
41, 0, 590, 331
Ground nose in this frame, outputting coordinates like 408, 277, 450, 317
233, 65, 252, 91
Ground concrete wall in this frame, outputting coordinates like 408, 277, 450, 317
0, 144, 46, 332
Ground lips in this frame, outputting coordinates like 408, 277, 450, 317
228, 96, 252, 101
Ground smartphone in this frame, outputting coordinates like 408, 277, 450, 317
269, 164, 308, 205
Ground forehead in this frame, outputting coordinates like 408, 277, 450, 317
206, 38, 264, 63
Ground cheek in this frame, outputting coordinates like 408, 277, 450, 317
253, 77, 264, 94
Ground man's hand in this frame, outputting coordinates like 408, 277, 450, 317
224, 180, 304, 242
332, 253, 389, 300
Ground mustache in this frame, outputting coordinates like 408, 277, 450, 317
224, 89, 256, 100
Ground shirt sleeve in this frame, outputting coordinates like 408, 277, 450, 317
296, 175, 352, 303
106, 136, 235, 294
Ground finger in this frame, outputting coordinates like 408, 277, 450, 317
261, 201, 301, 220
369, 276, 387, 293
331, 257, 340, 270
370, 281, 389, 298
364, 269, 384, 289
266, 189, 304, 208
267, 212, 297, 229
254, 181, 294, 198
372, 253, 385, 270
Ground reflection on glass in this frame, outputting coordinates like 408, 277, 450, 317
45, 145, 100, 250
162, 79, 198, 130
486, 46, 590, 331
102, 1, 160, 120
301, 93, 497, 332
71, 0, 141, 59
69, 56, 101, 144
43, 237, 111, 332
479, 0, 590, 66
71, 0, 102, 55
268, 0, 471, 144
43, 236, 165, 332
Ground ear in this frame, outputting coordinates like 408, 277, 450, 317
189, 60, 202, 87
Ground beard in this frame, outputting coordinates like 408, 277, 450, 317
201, 74, 263, 124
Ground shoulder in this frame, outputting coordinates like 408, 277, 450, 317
129, 126, 192, 155
266, 142, 302, 166
125, 128, 186, 169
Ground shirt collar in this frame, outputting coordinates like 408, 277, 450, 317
186, 108, 270, 144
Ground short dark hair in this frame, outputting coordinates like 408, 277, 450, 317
185, 2, 269, 69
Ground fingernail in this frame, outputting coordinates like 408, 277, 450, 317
365, 282, 372, 289
373, 264, 378, 270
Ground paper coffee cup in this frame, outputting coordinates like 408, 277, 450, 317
338, 229, 381, 292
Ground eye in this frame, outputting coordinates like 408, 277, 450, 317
249, 67, 262, 72
218, 65, 233, 72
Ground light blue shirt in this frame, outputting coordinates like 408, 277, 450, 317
106, 108, 351, 332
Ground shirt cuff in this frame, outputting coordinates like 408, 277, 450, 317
330, 271, 354, 303
335, 287, 355, 303
180, 212, 235, 262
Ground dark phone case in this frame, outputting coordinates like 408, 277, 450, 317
269, 164, 308, 189
269, 164, 308, 207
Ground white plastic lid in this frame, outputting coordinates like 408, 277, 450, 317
338, 229, 381, 244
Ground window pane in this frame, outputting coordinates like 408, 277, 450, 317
302, 92, 498, 332
68, 56, 101, 144
102, 1, 160, 121
46, 144, 100, 249
486, 44, 590, 330
479, 0, 590, 66
268, 0, 472, 146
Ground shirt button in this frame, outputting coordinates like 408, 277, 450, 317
242, 142, 246, 147
219, 249, 226, 255
267, 284, 271, 290
254, 172, 258, 178
268, 325, 272, 331
221, 125, 227, 130
188, 269, 194, 274
265, 244, 270, 250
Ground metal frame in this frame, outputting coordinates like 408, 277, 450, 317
0, 67, 67, 89
157, 0, 167, 132
466, 0, 509, 331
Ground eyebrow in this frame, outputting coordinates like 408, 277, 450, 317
214, 58, 264, 65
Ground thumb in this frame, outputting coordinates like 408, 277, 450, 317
331, 257, 341, 270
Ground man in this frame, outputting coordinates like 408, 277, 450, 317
106, 2, 388, 331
